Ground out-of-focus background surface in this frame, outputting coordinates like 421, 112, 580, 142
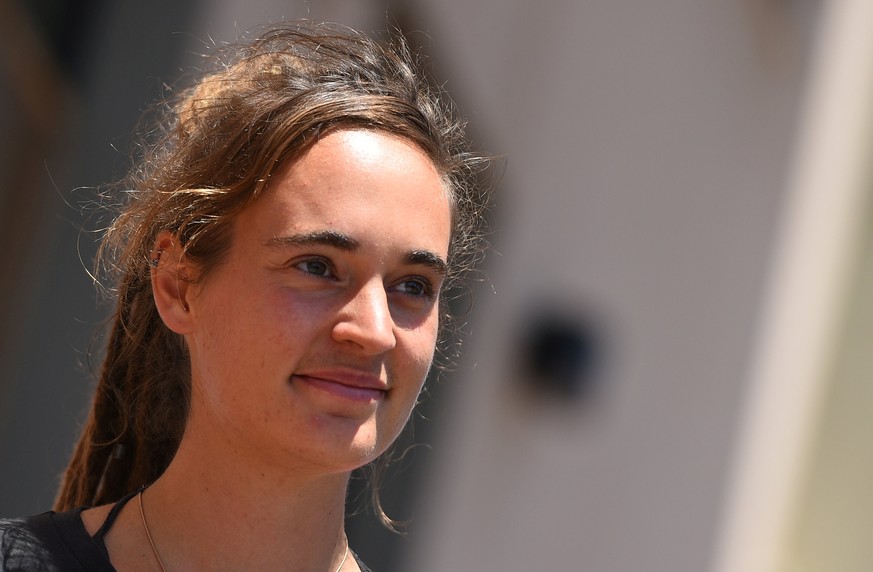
2, 1, 873, 570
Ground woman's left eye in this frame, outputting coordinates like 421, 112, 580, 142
392, 277, 435, 299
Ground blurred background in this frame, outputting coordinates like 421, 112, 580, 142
2, 0, 873, 570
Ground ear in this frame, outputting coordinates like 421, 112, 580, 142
151, 232, 196, 335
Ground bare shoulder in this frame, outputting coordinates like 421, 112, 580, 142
79, 499, 153, 572
80, 504, 112, 536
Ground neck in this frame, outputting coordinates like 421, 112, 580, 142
142, 419, 352, 571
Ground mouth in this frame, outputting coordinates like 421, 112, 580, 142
292, 372, 388, 403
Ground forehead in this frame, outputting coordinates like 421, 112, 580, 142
236, 129, 452, 254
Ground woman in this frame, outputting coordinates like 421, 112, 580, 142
0, 22, 489, 571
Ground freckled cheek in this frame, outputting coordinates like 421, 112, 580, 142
262, 294, 329, 346
399, 322, 440, 388
421, 315, 441, 361
190, 303, 273, 396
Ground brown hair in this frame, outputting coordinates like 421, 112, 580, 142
55, 22, 490, 518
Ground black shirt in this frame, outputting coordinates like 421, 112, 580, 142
0, 507, 115, 572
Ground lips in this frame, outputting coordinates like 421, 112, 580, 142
292, 370, 388, 403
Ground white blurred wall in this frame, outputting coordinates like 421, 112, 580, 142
402, 1, 826, 571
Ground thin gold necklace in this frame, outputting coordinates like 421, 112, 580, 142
138, 490, 350, 572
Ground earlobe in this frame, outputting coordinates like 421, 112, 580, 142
151, 232, 195, 334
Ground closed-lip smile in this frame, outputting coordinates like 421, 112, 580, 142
292, 369, 388, 403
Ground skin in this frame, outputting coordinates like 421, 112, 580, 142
81, 129, 452, 571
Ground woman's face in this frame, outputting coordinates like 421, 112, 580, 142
181, 129, 451, 474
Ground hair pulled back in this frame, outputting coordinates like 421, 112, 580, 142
55, 22, 490, 513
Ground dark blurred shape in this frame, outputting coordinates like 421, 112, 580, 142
17, 0, 109, 83
0, 0, 201, 518
519, 306, 601, 401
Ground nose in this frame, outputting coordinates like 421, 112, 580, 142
332, 280, 397, 354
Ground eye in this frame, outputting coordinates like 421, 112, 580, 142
392, 277, 435, 299
294, 257, 334, 278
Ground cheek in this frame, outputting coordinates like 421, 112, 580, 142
398, 319, 441, 395
186, 283, 273, 398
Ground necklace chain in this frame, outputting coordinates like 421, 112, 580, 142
138, 490, 168, 572
138, 490, 350, 572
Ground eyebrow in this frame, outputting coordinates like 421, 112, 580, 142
265, 230, 360, 251
406, 250, 449, 277
265, 231, 448, 276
